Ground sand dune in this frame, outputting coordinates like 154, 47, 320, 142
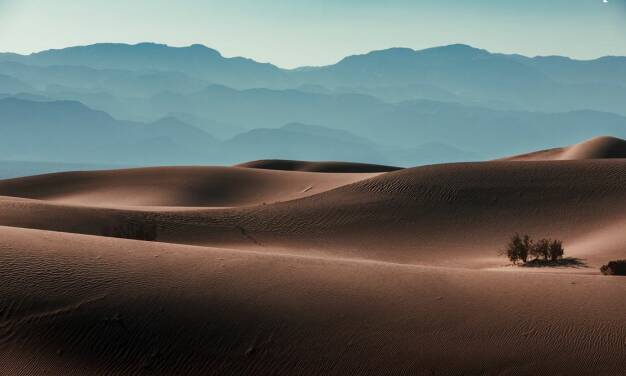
235, 159, 402, 173
1, 147, 626, 374
1, 159, 625, 268
0, 166, 378, 207
504, 136, 626, 161
1, 226, 625, 375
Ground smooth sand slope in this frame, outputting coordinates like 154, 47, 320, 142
1, 160, 625, 268
0, 166, 378, 207
1, 148, 625, 374
504, 136, 626, 161
1, 226, 625, 375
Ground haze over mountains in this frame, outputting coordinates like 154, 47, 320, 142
2, 42, 626, 176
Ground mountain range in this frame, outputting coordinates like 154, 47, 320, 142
3, 43, 625, 114
2, 42, 626, 174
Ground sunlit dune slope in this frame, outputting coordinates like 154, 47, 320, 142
0, 166, 378, 207
503, 136, 626, 161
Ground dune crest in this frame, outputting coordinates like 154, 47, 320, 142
235, 159, 402, 173
504, 136, 626, 161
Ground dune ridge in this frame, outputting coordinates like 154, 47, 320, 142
235, 159, 402, 173
503, 136, 626, 161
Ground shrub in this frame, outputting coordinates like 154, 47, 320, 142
503, 233, 531, 264
501, 234, 566, 265
531, 238, 551, 261
600, 260, 626, 276
548, 240, 564, 261
520, 235, 532, 263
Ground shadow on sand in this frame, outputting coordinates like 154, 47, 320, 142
521, 258, 588, 269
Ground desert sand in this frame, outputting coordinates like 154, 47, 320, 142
1, 140, 625, 375
503, 136, 626, 161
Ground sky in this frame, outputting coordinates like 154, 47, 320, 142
0, 0, 624, 68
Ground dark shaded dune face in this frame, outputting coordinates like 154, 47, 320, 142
236, 159, 403, 173
0, 166, 378, 207
505, 136, 626, 161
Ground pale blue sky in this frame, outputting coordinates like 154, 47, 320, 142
0, 0, 624, 68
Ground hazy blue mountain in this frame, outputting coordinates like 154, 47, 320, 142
148, 85, 387, 130
3, 95, 626, 168
281, 122, 375, 145
292, 45, 626, 115
165, 113, 247, 141
3, 43, 626, 115
292, 45, 548, 100
0, 92, 51, 101
0, 43, 287, 89
3, 43, 626, 168
0, 73, 34, 94
383, 143, 481, 166
360, 100, 626, 157
0, 61, 210, 97
223, 123, 387, 164
336, 84, 462, 104
0, 62, 216, 120
0, 98, 218, 164
0, 160, 124, 180
144, 85, 626, 158
508, 54, 626, 86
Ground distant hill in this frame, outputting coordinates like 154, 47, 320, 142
0, 160, 123, 180
0, 98, 218, 164
0, 73, 33, 94
2, 43, 626, 166
384, 143, 481, 166
0, 43, 287, 89
223, 123, 387, 164
292, 45, 626, 115
507, 54, 626, 87
2, 43, 626, 115
146, 86, 626, 158
0, 61, 210, 96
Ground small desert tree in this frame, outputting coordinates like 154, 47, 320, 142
531, 238, 551, 261
548, 240, 564, 261
501, 234, 566, 265
503, 233, 531, 264
520, 234, 532, 263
